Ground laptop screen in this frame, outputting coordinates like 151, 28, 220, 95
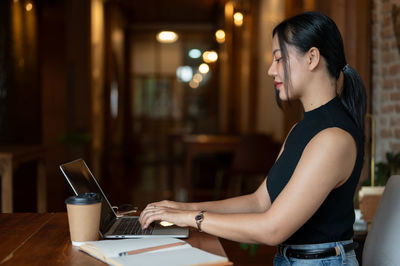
60, 159, 116, 234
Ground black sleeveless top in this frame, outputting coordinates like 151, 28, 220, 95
266, 97, 364, 245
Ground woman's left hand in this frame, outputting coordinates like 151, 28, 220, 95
139, 204, 196, 229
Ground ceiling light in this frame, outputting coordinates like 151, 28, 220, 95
215, 30, 225, 43
198, 63, 209, 74
202, 51, 218, 63
234, 12, 243, 26
193, 73, 203, 83
189, 80, 199, 89
188, 49, 202, 59
176, 66, 193, 82
25, 2, 33, 11
156, 31, 178, 43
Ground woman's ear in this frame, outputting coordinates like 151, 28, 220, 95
307, 47, 320, 71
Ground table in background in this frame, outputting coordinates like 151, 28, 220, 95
182, 135, 239, 201
0, 213, 227, 265
0, 145, 46, 213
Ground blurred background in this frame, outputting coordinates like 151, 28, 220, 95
0, 0, 374, 212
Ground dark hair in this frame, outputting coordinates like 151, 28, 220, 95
272, 11, 366, 131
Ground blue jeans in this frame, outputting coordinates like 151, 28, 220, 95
273, 240, 359, 266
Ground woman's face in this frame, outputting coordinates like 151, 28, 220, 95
267, 34, 308, 101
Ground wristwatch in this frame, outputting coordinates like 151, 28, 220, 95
195, 211, 206, 232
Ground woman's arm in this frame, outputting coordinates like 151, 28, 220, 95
140, 128, 357, 246
194, 178, 270, 213
147, 177, 271, 214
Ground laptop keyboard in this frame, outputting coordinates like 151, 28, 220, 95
113, 218, 154, 235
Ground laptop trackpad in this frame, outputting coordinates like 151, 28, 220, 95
153, 224, 189, 237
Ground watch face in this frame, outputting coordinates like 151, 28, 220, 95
195, 211, 205, 232
195, 213, 203, 221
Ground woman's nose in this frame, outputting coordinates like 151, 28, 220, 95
267, 62, 276, 77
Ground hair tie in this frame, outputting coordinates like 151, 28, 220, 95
342, 64, 349, 72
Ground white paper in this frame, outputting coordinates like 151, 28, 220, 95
82, 237, 187, 258
111, 246, 228, 266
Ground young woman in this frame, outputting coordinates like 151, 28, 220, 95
139, 11, 366, 265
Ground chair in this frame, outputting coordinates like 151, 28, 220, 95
215, 134, 280, 198
362, 175, 400, 266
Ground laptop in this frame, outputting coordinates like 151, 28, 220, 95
60, 158, 189, 239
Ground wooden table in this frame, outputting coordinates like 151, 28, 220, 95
0, 145, 46, 213
0, 213, 227, 265
182, 135, 239, 201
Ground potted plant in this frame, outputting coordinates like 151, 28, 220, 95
359, 151, 400, 227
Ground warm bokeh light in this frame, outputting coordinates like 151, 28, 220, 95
188, 49, 202, 59
156, 31, 178, 43
225, 2, 234, 22
189, 80, 199, 89
193, 73, 203, 83
215, 29, 225, 43
25, 2, 33, 11
234, 12, 243, 26
198, 63, 209, 74
202, 51, 218, 63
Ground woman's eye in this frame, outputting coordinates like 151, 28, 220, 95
274, 57, 282, 63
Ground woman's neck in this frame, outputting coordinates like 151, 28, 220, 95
301, 93, 337, 112
299, 70, 337, 112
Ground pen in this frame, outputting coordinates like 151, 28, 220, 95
118, 241, 186, 256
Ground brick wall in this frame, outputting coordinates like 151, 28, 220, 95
372, 0, 400, 162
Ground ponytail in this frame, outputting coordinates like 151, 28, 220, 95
340, 64, 367, 132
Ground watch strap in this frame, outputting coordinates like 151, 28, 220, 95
195, 210, 206, 232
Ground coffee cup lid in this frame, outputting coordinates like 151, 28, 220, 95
65, 192, 101, 205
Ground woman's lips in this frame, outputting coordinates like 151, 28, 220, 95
274, 81, 283, 89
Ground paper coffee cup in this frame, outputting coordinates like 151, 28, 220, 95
65, 192, 102, 246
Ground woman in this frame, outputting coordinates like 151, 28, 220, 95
139, 11, 365, 265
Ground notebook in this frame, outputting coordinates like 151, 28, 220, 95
60, 158, 189, 239
79, 237, 231, 266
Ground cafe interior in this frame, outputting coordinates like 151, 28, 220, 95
2, 0, 400, 264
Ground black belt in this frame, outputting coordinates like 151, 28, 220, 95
278, 242, 358, 260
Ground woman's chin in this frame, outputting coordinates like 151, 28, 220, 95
274, 87, 290, 102
278, 92, 289, 101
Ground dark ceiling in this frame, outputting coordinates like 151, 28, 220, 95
114, 0, 224, 25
